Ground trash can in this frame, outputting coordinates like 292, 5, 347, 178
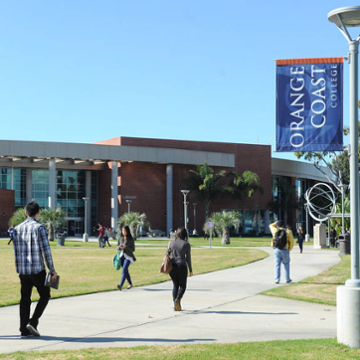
56, 231, 66, 246
338, 233, 350, 255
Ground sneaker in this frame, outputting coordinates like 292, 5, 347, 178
26, 323, 40, 337
286, 279, 292, 284
174, 299, 181, 311
127, 285, 133, 290
275, 281, 280, 284
20, 329, 32, 338
117, 285, 122, 291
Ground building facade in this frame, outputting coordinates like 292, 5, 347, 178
0, 137, 332, 237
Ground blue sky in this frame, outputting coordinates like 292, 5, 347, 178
0, 1, 354, 160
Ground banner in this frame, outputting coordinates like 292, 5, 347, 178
276, 57, 343, 152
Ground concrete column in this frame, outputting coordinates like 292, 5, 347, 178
313, 223, 326, 249
11, 167, 14, 190
48, 159, 56, 209
111, 162, 118, 231
85, 171, 92, 235
26, 169, 32, 204
337, 286, 360, 347
166, 164, 173, 235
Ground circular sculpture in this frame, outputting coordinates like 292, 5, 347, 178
305, 183, 336, 222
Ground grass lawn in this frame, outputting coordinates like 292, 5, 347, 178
2, 338, 360, 359
0, 239, 268, 307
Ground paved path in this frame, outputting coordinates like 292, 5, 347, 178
0, 246, 340, 354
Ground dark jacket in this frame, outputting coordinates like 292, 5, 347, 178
118, 236, 136, 262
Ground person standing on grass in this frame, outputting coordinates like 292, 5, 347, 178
117, 225, 136, 290
97, 223, 105, 248
269, 220, 294, 285
7, 224, 15, 245
12, 201, 58, 338
169, 226, 193, 311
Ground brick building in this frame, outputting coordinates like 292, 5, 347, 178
0, 137, 331, 237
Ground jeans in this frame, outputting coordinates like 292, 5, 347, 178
120, 258, 132, 288
274, 248, 291, 283
169, 264, 188, 301
19, 270, 51, 334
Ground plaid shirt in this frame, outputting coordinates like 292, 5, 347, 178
13, 217, 55, 275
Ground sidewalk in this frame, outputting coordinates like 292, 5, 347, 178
0, 246, 340, 354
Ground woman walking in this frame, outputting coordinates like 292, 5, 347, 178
117, 225, 136, 290
169, 226, 193, 311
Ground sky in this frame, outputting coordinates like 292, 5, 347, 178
0, 1, 356, 161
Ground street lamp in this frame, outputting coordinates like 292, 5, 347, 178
126, 200, 132, 213
181, 190, 190, 232
328, 6, 360, 348
192, 203, 198, 235
82, 197, 89, 242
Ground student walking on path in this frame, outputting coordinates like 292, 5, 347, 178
12, 201, 58, 338
297, 225, 305, 253
269, 220, 294, 284
117, 225, 136, 291
169, 226, 193, 311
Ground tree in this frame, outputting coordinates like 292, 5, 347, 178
330, 195, 350, 234
9, 208, 27, 227
117, 212, 149, 239
228, 171, 263, 236
183, 162, 230, 222
39, 208, 66, 241
204, 211, 240, 245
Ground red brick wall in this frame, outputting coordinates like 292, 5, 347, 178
0, 189, 15, 235
95, 136, 272, 233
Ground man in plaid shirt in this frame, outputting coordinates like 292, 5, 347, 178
13, 201, 58, 338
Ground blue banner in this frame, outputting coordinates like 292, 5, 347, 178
276, 58, 343, 152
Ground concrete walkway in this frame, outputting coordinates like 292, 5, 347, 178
0, 246, 341, 354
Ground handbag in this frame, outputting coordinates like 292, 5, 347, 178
160, 243, 173, 274
113, 251, 122, 270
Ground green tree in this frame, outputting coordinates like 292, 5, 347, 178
330, 196, 350, 234
204, 211, 240, 245
39, 208, 66, 241
9, 208, 27, 227
228, 171, 263, 236
183, 162, 230, 222
118, 212, 149, 239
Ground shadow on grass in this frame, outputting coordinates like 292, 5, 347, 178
0, 335, 215, 344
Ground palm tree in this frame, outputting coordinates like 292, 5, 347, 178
9, 208, 27, 227
117, 212, 149, 239
204, 211, 240, 244
183, 162, 230, 222
228, 171, 263, 236
39, 208, 66, 241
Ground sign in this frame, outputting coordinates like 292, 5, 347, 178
207, 222, 214, 228
276, 57, 343, 152
123, 195, 137, 200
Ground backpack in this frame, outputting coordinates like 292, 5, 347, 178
274, 229, 287, 249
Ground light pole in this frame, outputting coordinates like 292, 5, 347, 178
192, 203, 197, 235
126, 200, 132, 214
328, 6, 360, 348
82, 197, 89, 242
181, 190, 190, 233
